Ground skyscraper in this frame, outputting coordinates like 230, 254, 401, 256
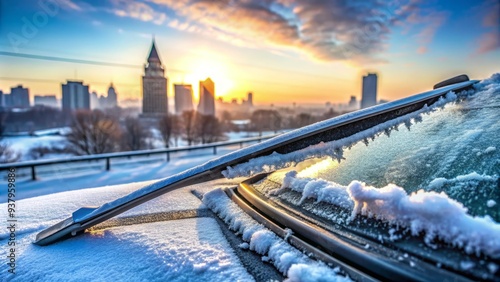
197, 78, 215, 116
142, 39, 168, 115
361, 73, 377, 109
174, 84, 193, 114
106, 83, 118, 108
62, 80, 90, 111
10, 85, 30, 108
248, 92, 254, 106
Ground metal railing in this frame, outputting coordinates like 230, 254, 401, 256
0, 134, 276, 180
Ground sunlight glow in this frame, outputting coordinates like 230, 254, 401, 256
297, 157, 338, 178
181, 54, 235, 101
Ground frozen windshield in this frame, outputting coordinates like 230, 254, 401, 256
246, 75, 500, 277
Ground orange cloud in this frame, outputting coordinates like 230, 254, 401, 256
142, 0, 421, 63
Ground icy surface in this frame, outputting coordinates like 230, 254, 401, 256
279, 172, 500, 259
2, 218, 253, 281
203, 188, 351, 281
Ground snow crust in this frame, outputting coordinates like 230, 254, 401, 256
279, 172, 500, 259
223, 91, 461, 179
428, 172, 498, 190
203, 188, 351, 282
2, 218, 253, 281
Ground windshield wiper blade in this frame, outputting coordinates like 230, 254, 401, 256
34, 78, 478, 246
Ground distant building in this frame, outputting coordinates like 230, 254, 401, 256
90, 91, 99, 109
247, 92, 253, 106
3, 93, 12, 107
197, 78, 215, 116
10, 85, 30, 108
142, 39, 168, 115
0, 90, 3, 107
361, 73, 377, 109
34, 95, 58, 108
348, 96, 358, 109
174, 84, 193, 114
62, 80, 90, 111
106, 83, 118, 108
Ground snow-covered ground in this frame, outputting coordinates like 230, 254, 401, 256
0, 145, 242, 201
1, 130, 276, 162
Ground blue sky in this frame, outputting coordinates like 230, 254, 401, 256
0, 0, 498, 105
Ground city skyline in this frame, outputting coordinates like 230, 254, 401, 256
0, 0, 498, 106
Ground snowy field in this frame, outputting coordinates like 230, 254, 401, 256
2, 130, 275, 162
0, 144, 244, 201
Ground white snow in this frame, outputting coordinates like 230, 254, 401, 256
427, 172, 498, 190
487, 200, 497, 208
488, 262, 499, 274
2, 217, 253, 281
203, 188, 351, 281
279, 172, 500, 259
484, 146, 496, 154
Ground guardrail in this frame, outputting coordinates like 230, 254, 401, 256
0, 134, 276, 180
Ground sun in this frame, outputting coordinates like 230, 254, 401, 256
182, 56, 235, 101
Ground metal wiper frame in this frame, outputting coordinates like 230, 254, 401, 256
34, 78, 478, 246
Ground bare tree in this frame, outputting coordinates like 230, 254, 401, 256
180, 110, 196, 146
0, 144, 20, 163
220, 110, 233, 131
122, 116, 150, 151
0, 112, 19, 163
170, 115, 182, 147
158, 114, 180, 148
250, 110, 282, 136
294, 113, 315, 128
195, 114, 224, 144
66, 110, 122, 155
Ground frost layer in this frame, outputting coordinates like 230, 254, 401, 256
223, 91, 460, 178
280, 172, 500, 259
203, 188, 351, 282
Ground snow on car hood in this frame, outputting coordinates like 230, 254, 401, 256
0, 180, 254, 281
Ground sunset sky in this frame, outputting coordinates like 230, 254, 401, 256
1, 0, 498, 106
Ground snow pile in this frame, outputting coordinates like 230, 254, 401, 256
427, 172, 498, 190
203, 188, 351, 282
274, 171, 353, 209
278, 172, 500, 258
487, 200, 497, 208
223, 91, 461, 179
